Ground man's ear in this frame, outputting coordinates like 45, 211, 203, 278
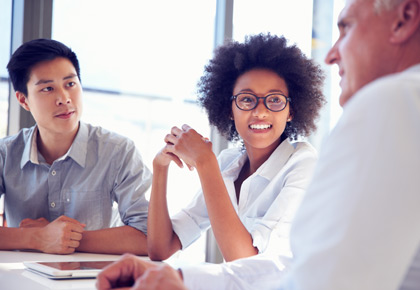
16, 91, 30, 111
390, 0, 420, 43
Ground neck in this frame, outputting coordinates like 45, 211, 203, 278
245, 139, 282, 174
37, 124, 79, 165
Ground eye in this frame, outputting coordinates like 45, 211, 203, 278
237, 94, 256, 103
267, 95, 285, 104
41, 87, 53, 92
67, 81, 76, 87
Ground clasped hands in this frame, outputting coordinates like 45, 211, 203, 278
155, 124, 212, 171
19, 215, 85, 254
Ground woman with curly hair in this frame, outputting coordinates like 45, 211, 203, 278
147, 33, 325, 262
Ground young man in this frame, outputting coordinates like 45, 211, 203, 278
0, 39, 151, 255
96, 0, 420, 288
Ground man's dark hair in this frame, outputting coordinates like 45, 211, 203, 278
6, 38, 81, 96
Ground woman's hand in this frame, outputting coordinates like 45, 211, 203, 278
165, 124, 213, 170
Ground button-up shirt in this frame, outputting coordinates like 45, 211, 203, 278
0, 122, 151, 232
172, 139, 317, 255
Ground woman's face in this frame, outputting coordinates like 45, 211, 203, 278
232, 68, 291, 155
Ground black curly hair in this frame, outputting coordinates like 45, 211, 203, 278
197, 33, 326, 142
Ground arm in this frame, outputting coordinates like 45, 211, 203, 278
169, 125, 257, 261
96, 253, 289, 290
106, 139, 152, 255
77, 225, 147, 255
196, 157, 258, 261
147, 134, 187, 260
0, 215, 84, 254
18, 216, 148, 255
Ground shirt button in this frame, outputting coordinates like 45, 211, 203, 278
50, 202, 56, 208
51, 170, 56, 176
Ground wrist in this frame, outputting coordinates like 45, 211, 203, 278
195, 151, 217, 171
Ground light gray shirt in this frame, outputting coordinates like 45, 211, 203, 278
0, 122, 151, 233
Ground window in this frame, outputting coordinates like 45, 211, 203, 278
233, 0, 313, 56
0, 0, 12, 138
52, 0, 217, 263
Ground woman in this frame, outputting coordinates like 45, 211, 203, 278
147, 33, 325, 262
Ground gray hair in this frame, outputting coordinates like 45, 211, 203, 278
374, 0, 404, 13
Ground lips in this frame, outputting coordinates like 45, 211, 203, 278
55, 110, 75, 119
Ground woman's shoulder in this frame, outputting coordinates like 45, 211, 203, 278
287, 140, 318, 161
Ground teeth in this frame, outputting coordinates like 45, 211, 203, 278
250, 124, 272, 130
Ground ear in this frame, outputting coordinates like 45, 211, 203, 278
390, 0, 420, 43
16, 91, 30, 111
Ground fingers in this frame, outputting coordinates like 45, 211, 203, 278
55, 215, 86, 233
96, 254, 155, 290
20, 217, 49, 228
131, 264, 186, 290
181, 124, 191, 132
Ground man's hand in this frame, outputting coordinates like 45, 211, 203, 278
19, 217, 49, 228
96, 254, 187, 290
32, 215, 85, 254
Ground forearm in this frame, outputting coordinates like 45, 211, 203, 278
0, 227, 39, 251
147, 164, 181, 260
77, 225, 148, 255
196, 158, 258, 261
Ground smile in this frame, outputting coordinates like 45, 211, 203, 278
249, 124, 272, 130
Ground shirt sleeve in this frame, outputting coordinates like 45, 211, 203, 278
282, 76, 420, 290
112, 139, 152, 234
182, 254, 291, 290
171, 188, 210, 249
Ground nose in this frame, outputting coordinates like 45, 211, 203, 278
252, 99, 269, 117
325, 40, 339, 65
56, 88, 71, 106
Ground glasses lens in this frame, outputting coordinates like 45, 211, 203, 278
236, 93, 257, 110
266, 94, 287, 111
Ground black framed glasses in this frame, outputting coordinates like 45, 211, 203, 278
232, 92, 291, 112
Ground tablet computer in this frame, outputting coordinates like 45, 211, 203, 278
23, 260, 115, 280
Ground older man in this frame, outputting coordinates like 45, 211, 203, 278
96, 0, 420, 288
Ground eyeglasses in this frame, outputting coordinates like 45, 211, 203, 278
232, 92, 291, 112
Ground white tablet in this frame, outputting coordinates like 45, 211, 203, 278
23, 260, 115, 280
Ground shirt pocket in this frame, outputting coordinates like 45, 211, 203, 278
62, 189, 113, 230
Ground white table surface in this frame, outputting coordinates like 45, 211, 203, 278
0, 250, 147, 290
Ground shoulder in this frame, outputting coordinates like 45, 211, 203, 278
281, 140, 318, 172
216, 146, 244, 169
290, 140, 317, 158
346, 66, 420, 114
84, 123, 136, 149
0, 127, 34, 153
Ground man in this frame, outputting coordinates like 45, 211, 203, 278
96, 0, 420, 288
0, 39, 151, 255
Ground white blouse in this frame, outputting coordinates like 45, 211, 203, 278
171, 138, 318, 255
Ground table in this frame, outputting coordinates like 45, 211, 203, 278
0, 250, 147, 290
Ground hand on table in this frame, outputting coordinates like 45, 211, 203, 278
32, 215, 85, 254
96, 254, 187, 290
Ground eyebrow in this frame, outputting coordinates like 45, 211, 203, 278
34, 73, 78, 85
239, 89, 286, 94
